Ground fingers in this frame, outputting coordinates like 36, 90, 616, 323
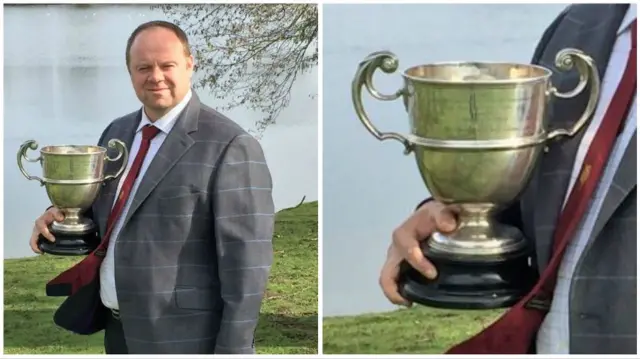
35, 213, 56, 243
395, 229, 437, 280
48, 207, 65, 222
29, 228, 42, 254
413, 201, 458, 238
379, 269, 410, 307
391, 202, 459, 279
381, 201, 461, 307
392, 219, 437, 280
433, 206, 458, 233
29, 208, 65, 254
379, 249, 411, 307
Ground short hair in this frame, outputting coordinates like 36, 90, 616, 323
125, 20, 192, 68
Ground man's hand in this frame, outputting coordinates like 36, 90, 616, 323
29, 207, 65, 254
379, 200, 458, 306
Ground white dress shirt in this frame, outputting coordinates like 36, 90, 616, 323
100, 90, 193, 310
536, 6, 637, 354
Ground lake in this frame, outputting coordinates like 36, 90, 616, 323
321, 3, 567, 317
3, 4, 318, 259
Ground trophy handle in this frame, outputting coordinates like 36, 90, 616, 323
546, 48, 601, 141
103, 139, 129, 182
352, 51, 413, 154
17, 140, 45, 186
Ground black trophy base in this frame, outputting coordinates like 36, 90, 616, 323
399, 250, 537, 310
38, 230, 100, 256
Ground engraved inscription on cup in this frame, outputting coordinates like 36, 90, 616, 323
41, 145, 105, 211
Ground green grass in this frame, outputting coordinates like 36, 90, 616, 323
323, 306, 504, 354
4, 201, 318, 354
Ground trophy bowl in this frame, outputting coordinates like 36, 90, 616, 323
18, 139, 128, 256
352, 48, 600, 309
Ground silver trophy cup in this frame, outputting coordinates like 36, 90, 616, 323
18, 139, 128, 256
352, 48, 600, 309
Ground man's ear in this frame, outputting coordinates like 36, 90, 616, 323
187, 54, 195, 72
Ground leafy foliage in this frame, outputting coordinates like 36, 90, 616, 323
154, 4, 318, 135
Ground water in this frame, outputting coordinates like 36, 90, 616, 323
322, 3, 567, 317
3, 4, 318, 259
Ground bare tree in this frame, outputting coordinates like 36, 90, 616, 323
154, 4, 318, 135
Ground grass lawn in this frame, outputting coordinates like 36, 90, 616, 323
4, 201, 318, 354
323, 306, 504, 354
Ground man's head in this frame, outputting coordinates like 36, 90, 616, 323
126, 21, 194, 121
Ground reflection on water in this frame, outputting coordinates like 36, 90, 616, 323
4, 4, 318, 259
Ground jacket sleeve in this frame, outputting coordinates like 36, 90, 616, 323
212, 134, 275, 354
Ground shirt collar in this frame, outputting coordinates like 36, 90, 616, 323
137, 89, 193, 134
617, 4, 636, 35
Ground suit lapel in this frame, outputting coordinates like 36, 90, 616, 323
96, 113, 140, 235
526, 4, 629, 269
120, 93, 201, 229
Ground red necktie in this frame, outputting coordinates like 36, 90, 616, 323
95, 124, 161, 256
447, 20, 636, 354
47, 124, 161, 295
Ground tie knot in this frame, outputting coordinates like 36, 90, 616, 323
141, 124, 161, 142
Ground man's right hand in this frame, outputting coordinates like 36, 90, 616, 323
379, 200, 459, 307
30, 207, 65, 254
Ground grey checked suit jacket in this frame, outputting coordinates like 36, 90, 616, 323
90, 92, 274, 354
508, 4, 635, 354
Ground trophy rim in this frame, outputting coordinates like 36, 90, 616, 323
39, 144, 107, 155
401, 61, 553, 85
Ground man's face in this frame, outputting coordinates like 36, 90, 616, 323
128, 27, 194, 119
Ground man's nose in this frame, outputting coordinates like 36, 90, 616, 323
148, 66, 164, 82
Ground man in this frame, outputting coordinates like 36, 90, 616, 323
29, 20, 275, 354
379, 4, 636, 354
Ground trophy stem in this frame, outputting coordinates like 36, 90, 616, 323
61, 209, 82, 225
51, 208, 95, 235
457, 205, 493, 237
426, 204, 527, 262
